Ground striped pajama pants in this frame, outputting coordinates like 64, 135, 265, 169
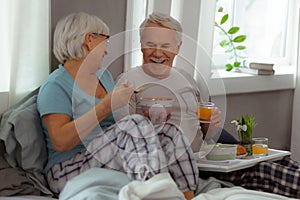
47, 114, 198, 195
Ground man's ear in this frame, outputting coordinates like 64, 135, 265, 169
176, 41, 182, 54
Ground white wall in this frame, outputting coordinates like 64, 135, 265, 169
291, 6, 300, 161
51, 0, 127, 80
216, 90, 294, 150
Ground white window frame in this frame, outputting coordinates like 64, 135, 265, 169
196, 0, 298, 96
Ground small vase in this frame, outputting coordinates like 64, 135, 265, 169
238, 130, 252, 155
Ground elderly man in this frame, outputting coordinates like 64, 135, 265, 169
118, 12, 228, 151
117, 12, 300, 199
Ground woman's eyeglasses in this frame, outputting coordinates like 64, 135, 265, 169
92, 33, 110, 43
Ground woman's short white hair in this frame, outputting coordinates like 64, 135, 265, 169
53, 12, 109, 64
139, 12, 182, 44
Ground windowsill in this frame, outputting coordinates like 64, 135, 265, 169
209, 65, 296, 96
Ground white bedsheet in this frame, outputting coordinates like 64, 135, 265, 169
194, 187, 297, 200
120, 173, 297, 200
119, 173, 185, 200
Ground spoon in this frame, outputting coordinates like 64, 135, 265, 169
134, 87, 143, 93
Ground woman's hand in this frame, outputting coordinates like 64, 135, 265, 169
108, 81, 134, 111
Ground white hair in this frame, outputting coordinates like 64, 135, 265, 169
139, 12, 182, 44
53, 12, 109, 64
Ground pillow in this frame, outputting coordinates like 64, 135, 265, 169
0, 89, 52, 195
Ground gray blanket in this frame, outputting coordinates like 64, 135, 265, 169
0, 88, 52, 196
0, 155, 40, 196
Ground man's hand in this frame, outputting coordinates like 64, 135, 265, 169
201, 108, 222, 140
143, 107, 171, 124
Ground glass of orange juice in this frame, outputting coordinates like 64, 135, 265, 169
252, 137, 268, 157
198, 102, 215, 123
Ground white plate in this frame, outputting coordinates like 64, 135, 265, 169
199, 120, 211, 123
236, 153, 248, 159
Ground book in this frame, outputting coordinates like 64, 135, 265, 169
238, 67, 275, 75
249, 62, 274, 71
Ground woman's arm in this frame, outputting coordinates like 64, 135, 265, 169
43, 84, 134, 152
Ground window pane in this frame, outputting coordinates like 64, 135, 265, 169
235, 0, 289, 58
213, 0, 289, 67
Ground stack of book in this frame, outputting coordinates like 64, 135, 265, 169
238, 62, 275, 75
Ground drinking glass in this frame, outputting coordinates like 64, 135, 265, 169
198, 102, 215, 123
252, 137, 268, 157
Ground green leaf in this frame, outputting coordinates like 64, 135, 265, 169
226, 64, 233, 71
218, 7, 223, 12
236, 45, 246, 50
238, 55, 247, 59
228, 27, 240, 34
233, 35, 246, 43
219, 39, 230, 47
220, 14, 228, 25
234, 62, 241, 67
225, 49, 234, 53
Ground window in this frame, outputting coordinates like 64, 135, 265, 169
126, 0, 298, 95
212, 0, 291, 69
0, 0, 49, 107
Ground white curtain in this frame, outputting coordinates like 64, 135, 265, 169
2, 0, 50, 106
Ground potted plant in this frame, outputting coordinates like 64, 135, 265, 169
231, 114, 255, 155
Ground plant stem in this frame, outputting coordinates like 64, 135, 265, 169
215, 23, 238, 63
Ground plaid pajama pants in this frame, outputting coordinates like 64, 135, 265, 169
47, 114, 198, 195
201, 156, 300, 198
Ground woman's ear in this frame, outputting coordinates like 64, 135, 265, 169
85, 33, 93, 51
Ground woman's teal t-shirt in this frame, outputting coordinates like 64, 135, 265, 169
37, 64, 115, 173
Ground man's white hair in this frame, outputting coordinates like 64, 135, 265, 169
139, 12, 183, 44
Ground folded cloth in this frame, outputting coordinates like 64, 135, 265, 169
119, 173, 185, 200
193, 187, 297, 200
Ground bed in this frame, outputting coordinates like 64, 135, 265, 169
0, 89, 296, 200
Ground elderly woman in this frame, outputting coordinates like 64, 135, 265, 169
37, 12, 198, 199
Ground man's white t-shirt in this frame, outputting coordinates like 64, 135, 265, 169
116, 66, 204, 151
